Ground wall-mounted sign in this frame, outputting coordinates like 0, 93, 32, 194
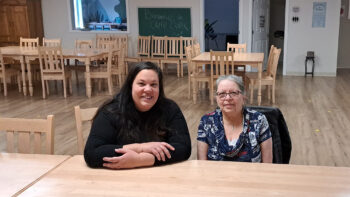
312, 2, 327, 28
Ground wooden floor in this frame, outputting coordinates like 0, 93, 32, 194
1, 68, 350, 167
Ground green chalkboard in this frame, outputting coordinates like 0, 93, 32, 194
138, 8, 191, 37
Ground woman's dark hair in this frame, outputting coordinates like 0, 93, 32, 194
95, 62, 167, 143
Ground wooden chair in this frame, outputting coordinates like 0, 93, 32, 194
0, 50, 22, 96
111, 43, 126, 88
185, 45, 210, 102
89, 42, 114, 95
210, 50, 235, 105
110, 34, 128, 55
38, 46, 72, 99
151, 36, 166, 68
43, 38, 61, 47
227, 43, 247, 81
74, 106, 98, 154
0, 115, 55, 154
245, 47, 281, 104
72, 40, 94, 83
161, 37, 182, 77
137, 36, 159, 65
180, 37, 196, 74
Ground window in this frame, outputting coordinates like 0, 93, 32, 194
69, 0, 128, 32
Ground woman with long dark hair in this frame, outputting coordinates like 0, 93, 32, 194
84, 62, 191, 169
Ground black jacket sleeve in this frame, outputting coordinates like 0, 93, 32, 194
84, 109, 123, 168
154, 100, 192, 165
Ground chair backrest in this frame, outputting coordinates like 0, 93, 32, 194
97, 40, 115, 50
38, 46, 65, 74
110, 34, 128, 56
193, 43, 201, 56
226, 43, 247, 53
185, 45, 194, 74
267, 48, 281, 78
20, 37, 39, 49
181, 37, 195, 58
165, 37, 182, 58
96, 34, 111, 48
151, 36, 166, 58
246, 106, 292, 164
43, 38, 61, 47
210, 50, 235, 79
74, 106, 98, 154
75, 40, 93, 49
266, 45, 275, 74
0, 115, 54, 154
137, 36, 151, 57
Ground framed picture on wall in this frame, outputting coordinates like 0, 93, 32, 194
69, 0, 129, 32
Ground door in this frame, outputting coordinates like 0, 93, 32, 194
252, 0, 269, 68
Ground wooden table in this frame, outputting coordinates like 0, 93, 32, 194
0, 153, 70, 197
19, 155, 350, 196
192, 52, 264, 105
0, 46, 108, 98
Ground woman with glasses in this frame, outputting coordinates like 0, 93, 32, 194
197, 75, 272, 162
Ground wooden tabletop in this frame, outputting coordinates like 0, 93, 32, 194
0, 153, 70, 196
19, 155, 350, 196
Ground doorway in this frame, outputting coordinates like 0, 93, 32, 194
204, 0, 239, 51
269, 0, 285, 73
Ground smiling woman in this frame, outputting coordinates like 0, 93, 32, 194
84, 62, 191, 169
69, 0, 128, 32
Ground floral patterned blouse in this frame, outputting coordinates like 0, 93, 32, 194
197, 107, 271, 162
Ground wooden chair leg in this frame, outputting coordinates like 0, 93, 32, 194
45, 81, 50, 95
3, 78, 7, 96
41, 79, 46, 99
17, 74, 22, 93
176, 63, 180, 78
272, 83, 276, 104
63, 79, 67, 98
188, 76, 191, 99
250, 82, 254, 104
69, 77, 73, 94
107, 76, 113, 95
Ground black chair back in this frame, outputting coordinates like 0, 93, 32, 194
247, 106, 292, 164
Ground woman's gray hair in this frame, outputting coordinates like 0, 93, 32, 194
216, 75, 245, 95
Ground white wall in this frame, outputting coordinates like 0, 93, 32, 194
284, 0, 340, 76
41, 0, 204, 57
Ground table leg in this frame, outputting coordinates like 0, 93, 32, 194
20, 56, 27, 96
257, 62, 262, 106
85, 58, 91, 98
25, 58, 34, 96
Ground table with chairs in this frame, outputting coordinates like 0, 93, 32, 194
0, 36, 128, 98
191, 50, 264, 105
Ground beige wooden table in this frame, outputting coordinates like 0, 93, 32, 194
0, 46, 108, 98
19, 155, 350, 196
192, 52, 264, 105
0, 153, 70, 197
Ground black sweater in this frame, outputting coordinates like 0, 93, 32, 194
84, 99, 191, 168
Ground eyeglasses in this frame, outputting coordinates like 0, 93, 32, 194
216, 91, 241, 99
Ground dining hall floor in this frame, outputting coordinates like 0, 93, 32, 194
1, 68, 350, 167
